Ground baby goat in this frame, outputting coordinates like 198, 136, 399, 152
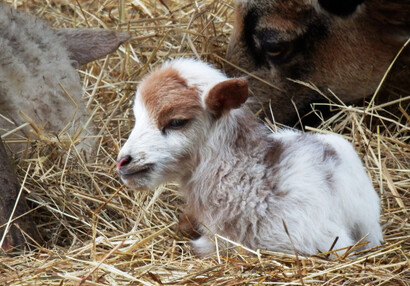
117, 59, 383, 256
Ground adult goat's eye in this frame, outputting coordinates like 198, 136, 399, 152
262, 40, 298, 65
163, 119, 189, 133
266, 46, 283, 58
264, 43, 288, 63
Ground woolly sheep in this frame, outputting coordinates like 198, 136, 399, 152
0, 3, 129, 155
117, 58, 383, 256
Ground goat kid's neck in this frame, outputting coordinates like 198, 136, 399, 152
180, 107, 268, 194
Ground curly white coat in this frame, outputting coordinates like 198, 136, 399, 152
118, 58, 383, 256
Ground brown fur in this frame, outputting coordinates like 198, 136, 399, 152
205, 78, 249, 118
263, 139, 284, 166
177, 213, 201, 239
323, 145, 339, 162
226, 0, 410, 126
139, 67, 203, 130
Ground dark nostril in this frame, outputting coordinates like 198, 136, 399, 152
117, 155, 132, 169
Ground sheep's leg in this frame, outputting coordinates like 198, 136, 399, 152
0, 139, 42, 252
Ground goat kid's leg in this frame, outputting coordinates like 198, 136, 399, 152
177, 212, 201, 239
322, 230, 356, 258
356, 221, 384, 249
191, 236, 216, 257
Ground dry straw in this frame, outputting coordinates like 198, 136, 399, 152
1, 0, 409, 285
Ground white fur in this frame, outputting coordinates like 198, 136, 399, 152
118, 58, 383, 257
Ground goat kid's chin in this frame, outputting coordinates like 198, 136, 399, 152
119, 175, 156, 190
118, 165, 158, 190
118, 162, 180, 190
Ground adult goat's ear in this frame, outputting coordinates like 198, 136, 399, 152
318, 0, 364, 17
56, 29, 130, 67
205, 78, 248, 118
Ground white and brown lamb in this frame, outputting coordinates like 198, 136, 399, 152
117, 58, 383, 256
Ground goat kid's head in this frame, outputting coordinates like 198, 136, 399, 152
117, 59, 248, 189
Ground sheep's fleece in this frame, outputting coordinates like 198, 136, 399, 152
0, 3, 129, 155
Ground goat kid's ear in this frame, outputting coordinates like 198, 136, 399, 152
56, 29, 130, 67
205, 78, 248, 118
318, 0, 364, 17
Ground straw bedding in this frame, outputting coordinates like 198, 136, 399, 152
0, 0, 409, 285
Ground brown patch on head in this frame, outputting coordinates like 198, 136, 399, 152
139, 66, 203, 130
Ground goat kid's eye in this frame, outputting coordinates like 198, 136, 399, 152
162, 119, 189, 134
169, 119, 189, 128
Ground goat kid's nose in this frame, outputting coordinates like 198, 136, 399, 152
117, 155, 132, 170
